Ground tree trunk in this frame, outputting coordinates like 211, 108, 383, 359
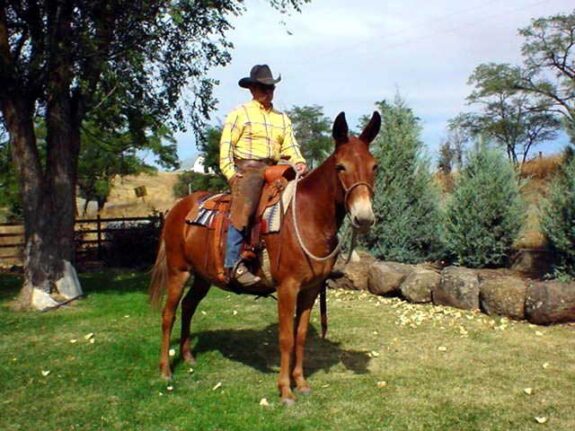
2, 94, 83, 311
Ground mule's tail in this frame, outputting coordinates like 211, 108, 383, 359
149, 239, 168, 310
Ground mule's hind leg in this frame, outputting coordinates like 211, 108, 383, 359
292, 285, 321, 394
159, 270, 190, 380
180, 276, 211, 364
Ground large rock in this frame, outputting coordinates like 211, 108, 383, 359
433, 266, 480, 310
367, 261, 413, 296
525, 281, 575, 325
328, 251, 377, 291
479, 276, 527, 320
400, 267, 440, 303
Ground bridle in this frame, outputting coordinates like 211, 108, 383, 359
340, 178, 374, 213
290, 164, 374, 262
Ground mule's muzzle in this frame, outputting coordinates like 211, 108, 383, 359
349, 200, 376, 233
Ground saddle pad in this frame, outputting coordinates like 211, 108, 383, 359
262, 180, 296, 233
186, 193, 228, 227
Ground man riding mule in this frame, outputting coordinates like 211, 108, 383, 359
220, 64, 307, 287
149, 98, 381, 405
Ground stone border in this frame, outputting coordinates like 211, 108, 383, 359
328, 256, 575, 325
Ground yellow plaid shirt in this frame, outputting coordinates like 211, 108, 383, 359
219, 99, 305, 180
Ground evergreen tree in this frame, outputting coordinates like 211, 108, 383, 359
540, 150, 575, 278
444, 141, 524, 268
363, 96, 443, 263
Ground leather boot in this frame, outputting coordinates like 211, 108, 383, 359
232, 261, 261, 287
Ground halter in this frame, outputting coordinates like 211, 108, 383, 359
340, 178, 374, 213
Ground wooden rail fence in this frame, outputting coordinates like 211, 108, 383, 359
0, 215, 164, 266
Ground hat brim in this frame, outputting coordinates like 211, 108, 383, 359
238, 75, 282, 88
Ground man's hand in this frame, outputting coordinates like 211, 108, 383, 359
295, 162, 308, 175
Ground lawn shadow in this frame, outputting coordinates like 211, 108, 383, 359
186, 323, 371, 378
79, 271, 150, 296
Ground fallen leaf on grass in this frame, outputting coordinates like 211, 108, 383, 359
188, 368, 194, 374
232, 310, 238, 316
212, 382, 222, 391
169, 349, 176, 357
259, 398, 270, 407
166, 386, 174, 392
41, 370, 51, 377
84, 333, 94, 340
369, 351, 380, 358
542, 362, 550, 369
534, 416, 548, 424
535, 331, 544, 336
438, 346, 448, 352
524, 387, 533, 395
377, 381, 387, 388
69, 339, 78, 344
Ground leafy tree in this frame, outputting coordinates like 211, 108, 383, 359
444, 141, 524, 268
197, 125, 224, 176
540, 149, 575, 279
0, 138, 21, 221
0, 0, 309, 309
459, 63, 560, 165
286, 105, 331, 169
363, 96, 444, 263
173, 171, 227, 198
515, 10, 575, 133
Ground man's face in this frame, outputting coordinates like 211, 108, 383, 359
250, 83, 275, 107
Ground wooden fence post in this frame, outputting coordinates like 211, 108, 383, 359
97, 215, 102, 259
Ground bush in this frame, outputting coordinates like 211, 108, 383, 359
173, 171, 227, 198
444, 143, 524, 268
540, 151, 575, 278
363, 97, 444, 263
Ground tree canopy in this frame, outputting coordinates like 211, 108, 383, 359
0, 0, 310, 309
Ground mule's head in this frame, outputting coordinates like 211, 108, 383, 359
332, 111, 381, 232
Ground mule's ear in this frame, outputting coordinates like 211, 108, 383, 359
333, 112, 349, 144
359, 111, 381, 145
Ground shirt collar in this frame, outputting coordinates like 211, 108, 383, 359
250, 99, 273, 112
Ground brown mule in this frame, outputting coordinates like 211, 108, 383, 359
149, 111, 381, 405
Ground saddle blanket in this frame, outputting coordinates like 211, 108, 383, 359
187, 181, 296, 233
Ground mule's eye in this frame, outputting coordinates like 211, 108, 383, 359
336, 163, 346, 173
372, 164, 378, 172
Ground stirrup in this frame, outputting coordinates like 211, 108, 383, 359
232, 261, 261, 287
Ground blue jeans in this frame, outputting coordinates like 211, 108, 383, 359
225, 225, 244, 269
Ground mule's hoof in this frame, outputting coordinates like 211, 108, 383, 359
160, 373, 173, 382
182, 354, 196, 365
281, 397, 296, 407
295, 386, 312, 396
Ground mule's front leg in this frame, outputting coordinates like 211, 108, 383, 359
293, 286, 321, 394
277, 280, 299, 405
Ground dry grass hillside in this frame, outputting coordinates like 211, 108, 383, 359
80, 171, 181, 219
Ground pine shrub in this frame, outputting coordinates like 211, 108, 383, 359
540, 151, 575, 278
444, 143, 524, 268
363, 97, 444, 263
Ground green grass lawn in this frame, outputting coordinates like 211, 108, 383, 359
1, 272, 574, 431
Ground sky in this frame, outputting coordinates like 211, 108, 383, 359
174, 0, 574, 165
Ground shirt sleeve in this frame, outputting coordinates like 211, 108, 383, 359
219, 110, 242, 181
279, 114, 306, 165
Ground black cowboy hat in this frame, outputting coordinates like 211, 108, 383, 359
238, 64, 282, 88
